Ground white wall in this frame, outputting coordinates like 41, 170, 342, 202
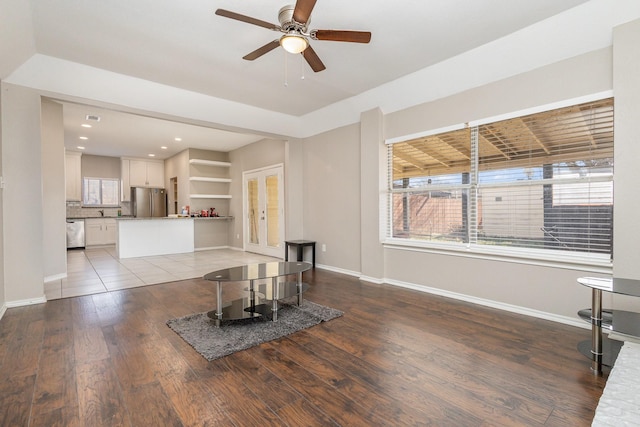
41, 99, 66, 280
1, 83, 45, 305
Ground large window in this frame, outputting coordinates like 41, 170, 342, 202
83, 177, 120, 206
388, 98, 614, 262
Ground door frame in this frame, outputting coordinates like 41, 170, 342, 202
242, 164, 285, 258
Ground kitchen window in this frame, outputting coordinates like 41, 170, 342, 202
386, 97, 614, 264
83, 177, 120, 206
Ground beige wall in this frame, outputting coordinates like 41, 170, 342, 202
194, 220, 229, 249
300, 45, 628, 321
0, 83, 4, 308
0, 18, 638, 326
612, 19, 640, 281
41, 99, 66, 280
164, 149, 189, 214
81, 154, 120, 179
360, 108, 385, 280
228, 139, 286, 249
384, 47, 612, 141
303, 124, 361, 272
380, 47, 617, 320
1, 83, 45, 304
284, 139, 304, 242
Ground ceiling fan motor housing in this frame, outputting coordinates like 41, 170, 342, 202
278, 5, 309, 32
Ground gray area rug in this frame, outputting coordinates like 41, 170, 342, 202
166, 300, 343, 361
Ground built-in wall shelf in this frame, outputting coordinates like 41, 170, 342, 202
190, 194, 232, 199
189, 177, 232, 183
189, 159, 231, 167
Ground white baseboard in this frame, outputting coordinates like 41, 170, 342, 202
359, 275, 385, 285
382, 277, 586, 329
195, 245, 231, 252
315, 264, 585, 329
6, 296, 47, 308
44, 273, 66, 282
0, 303, 6, 320
316, 263, 361, 278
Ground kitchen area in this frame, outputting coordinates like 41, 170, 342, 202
65, 147, 235, 258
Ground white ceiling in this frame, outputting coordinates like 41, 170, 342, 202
60, 101, 264, 159
31, 0, 589, 116
6, 0, 636, 159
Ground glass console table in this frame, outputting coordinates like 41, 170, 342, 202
204, 261, 311, 327
578, 277, 640, 374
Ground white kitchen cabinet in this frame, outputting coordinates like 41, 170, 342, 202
129, 159, 164, 188
104, 219, 117, 243
146, 161, 164, 187
121, 159, 130, 202
85, 218, 117, 246
65, 151, 82, 201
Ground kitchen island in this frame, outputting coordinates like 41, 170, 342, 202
116, 216, 232, 259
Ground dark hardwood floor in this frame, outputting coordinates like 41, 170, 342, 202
0, 268, 607, 426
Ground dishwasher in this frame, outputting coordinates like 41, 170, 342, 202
66, 219, 85, 249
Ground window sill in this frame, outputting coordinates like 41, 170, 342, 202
383, 238, 613, 274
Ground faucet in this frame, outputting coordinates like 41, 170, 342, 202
98, 209, 104, 217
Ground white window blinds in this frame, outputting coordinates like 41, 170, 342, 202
389, 97, 614, 259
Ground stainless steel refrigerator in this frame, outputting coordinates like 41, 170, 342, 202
131, 187, 167, 217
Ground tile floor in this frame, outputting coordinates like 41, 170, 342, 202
45, 246, 279, 300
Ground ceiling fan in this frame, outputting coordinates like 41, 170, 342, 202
215, 0, 372, 72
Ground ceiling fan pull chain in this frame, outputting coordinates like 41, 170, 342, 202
284, 49, 289, 87
300, 54, 305, 80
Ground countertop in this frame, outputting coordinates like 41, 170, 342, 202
115, 216, 233, 220
67, 216, 233, 220
66, 216, 133, 220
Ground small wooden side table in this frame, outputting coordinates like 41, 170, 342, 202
285, 240, 316, 268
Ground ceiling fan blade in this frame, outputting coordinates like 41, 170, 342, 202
215, 9, 280, 31
302, 45, 326, 72
313, 30, 372, 43
293, 0, 317, 24
243, 40, 281, 61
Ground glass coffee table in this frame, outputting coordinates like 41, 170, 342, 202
204, 261, 311, 327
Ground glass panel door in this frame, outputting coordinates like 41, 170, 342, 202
247, 178, 259, 244
266, 174, 279, 248
243, 165, 284, 258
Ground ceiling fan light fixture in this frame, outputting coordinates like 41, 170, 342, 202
280, 33, 308, 54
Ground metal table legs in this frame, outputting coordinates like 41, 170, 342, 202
214, 280, 222, 327
591, 288, 603, 375
271, 276, 279, 322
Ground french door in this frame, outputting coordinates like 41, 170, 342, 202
243, 165, 284, 258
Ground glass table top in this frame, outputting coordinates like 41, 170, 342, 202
204, 261, 312, 282
578, 277, 640, 298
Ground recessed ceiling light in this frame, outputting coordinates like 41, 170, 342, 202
161, 146, 168, 150
81, 124, 92, 128
77, 146, 85, 150
79, 136, 88, 140
148, 153, 156, 157
174, 137, 182, 142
